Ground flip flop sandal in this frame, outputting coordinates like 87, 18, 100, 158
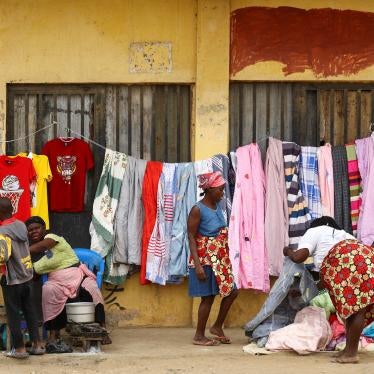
193, 339, 220, 346
4, 349, 29, 359
211, 335, 231, 344
28, 346, 46, 355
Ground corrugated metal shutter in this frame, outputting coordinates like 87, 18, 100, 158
230, 83, 374, 156
7, 84, 191, 162
6, 84, 191, 247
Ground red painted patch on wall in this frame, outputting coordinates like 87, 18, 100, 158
230, 7, 374, 77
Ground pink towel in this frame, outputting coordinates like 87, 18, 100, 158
317, 144, 334, 217
265, 306, 332, 355
228, 144, 269, 291
42, 264, 104, 322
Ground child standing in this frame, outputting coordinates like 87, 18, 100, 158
0, 197, 44, 358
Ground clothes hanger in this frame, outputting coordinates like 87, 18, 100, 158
58, 126, 75, 143
49, 114, 74, 143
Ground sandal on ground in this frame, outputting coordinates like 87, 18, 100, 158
28, 346, 46, 355
193, 339, 220, 346
211, 335, 231, 344
4, 349, 29, 359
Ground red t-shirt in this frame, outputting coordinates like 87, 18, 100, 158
0, 156, 36, 221
42, 138, 94, 212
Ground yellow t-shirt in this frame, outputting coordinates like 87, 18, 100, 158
0, 234, 11, 265
18, 153, 52, 229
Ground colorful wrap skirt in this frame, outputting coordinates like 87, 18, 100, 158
320, 239, 374, 323
189, 228, 235, 297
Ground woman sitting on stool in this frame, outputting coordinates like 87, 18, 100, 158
25, 216, 111, 352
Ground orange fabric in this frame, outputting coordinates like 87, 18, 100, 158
140, 161, 163, 285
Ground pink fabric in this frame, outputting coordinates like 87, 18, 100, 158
228, 144, 269, 291
264, 137, 289, 276
317, 144, 334, 217
330, 318, 345, 340
42, 264, 104, 322
266, 306, 332, 355
198, 171, 225, 189
356, 136, 374, 245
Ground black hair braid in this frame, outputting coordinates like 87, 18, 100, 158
310, 216, 341, 230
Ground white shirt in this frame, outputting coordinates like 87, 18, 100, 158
297, 226, 355, 271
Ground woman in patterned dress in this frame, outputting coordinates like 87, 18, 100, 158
188, 171, 237, 346
283, 216, 374, 364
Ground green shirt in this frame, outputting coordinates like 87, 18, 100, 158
33, 233, 79, 274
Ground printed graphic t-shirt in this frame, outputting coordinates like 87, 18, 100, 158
18, 153, 53, 229
42, 138, 94, 212
0, 156, 36, 221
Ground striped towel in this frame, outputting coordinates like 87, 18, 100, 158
299, 147, 322, 220
283, 142, 311, 249
345, 144, 361, 236
332, 146, 352, 234
146, 163, 177, 285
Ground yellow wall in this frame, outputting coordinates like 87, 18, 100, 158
1, 0, 373, 328
0, 0, 197, 141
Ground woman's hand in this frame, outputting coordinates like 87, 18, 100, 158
283, 246, 291, 257
195, 264, 207, 281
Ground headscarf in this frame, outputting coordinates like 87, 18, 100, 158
198, 171, 225, 190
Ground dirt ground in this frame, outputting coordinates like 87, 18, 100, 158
1, 328, 374, 374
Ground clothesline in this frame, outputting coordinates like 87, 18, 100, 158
64, 126, 107, 151
2, 118, 374, 163
0, 123, 55, 143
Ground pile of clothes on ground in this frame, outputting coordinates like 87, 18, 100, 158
244, 257, 374, 355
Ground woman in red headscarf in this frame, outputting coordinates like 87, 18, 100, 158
187, 171, 237, 346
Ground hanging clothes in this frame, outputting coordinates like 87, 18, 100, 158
355, 136, 374, 245
146, 163, 177, 285
227, 152, 237, 202
113, 156, 147, 265
42, 138, 94, 212
18, 153, 53, 229
212, 154, 232, 223
194, 158, 213, 200
264, 137, 289, 276
299, 146, 322, 220
90, 149, 128, 284
283, 142, 311, 249
317, 144, 334, 217
140, 161, 163, 285
169, 163, 196, 277
228, 144, 269, 292
0, 156, 36, 222
332, 145, 352, 234
345, 144, 362, 237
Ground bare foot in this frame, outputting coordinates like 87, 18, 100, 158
332, 349, 346, 358
209, 326, 225, 337
332, 354, 359, 364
